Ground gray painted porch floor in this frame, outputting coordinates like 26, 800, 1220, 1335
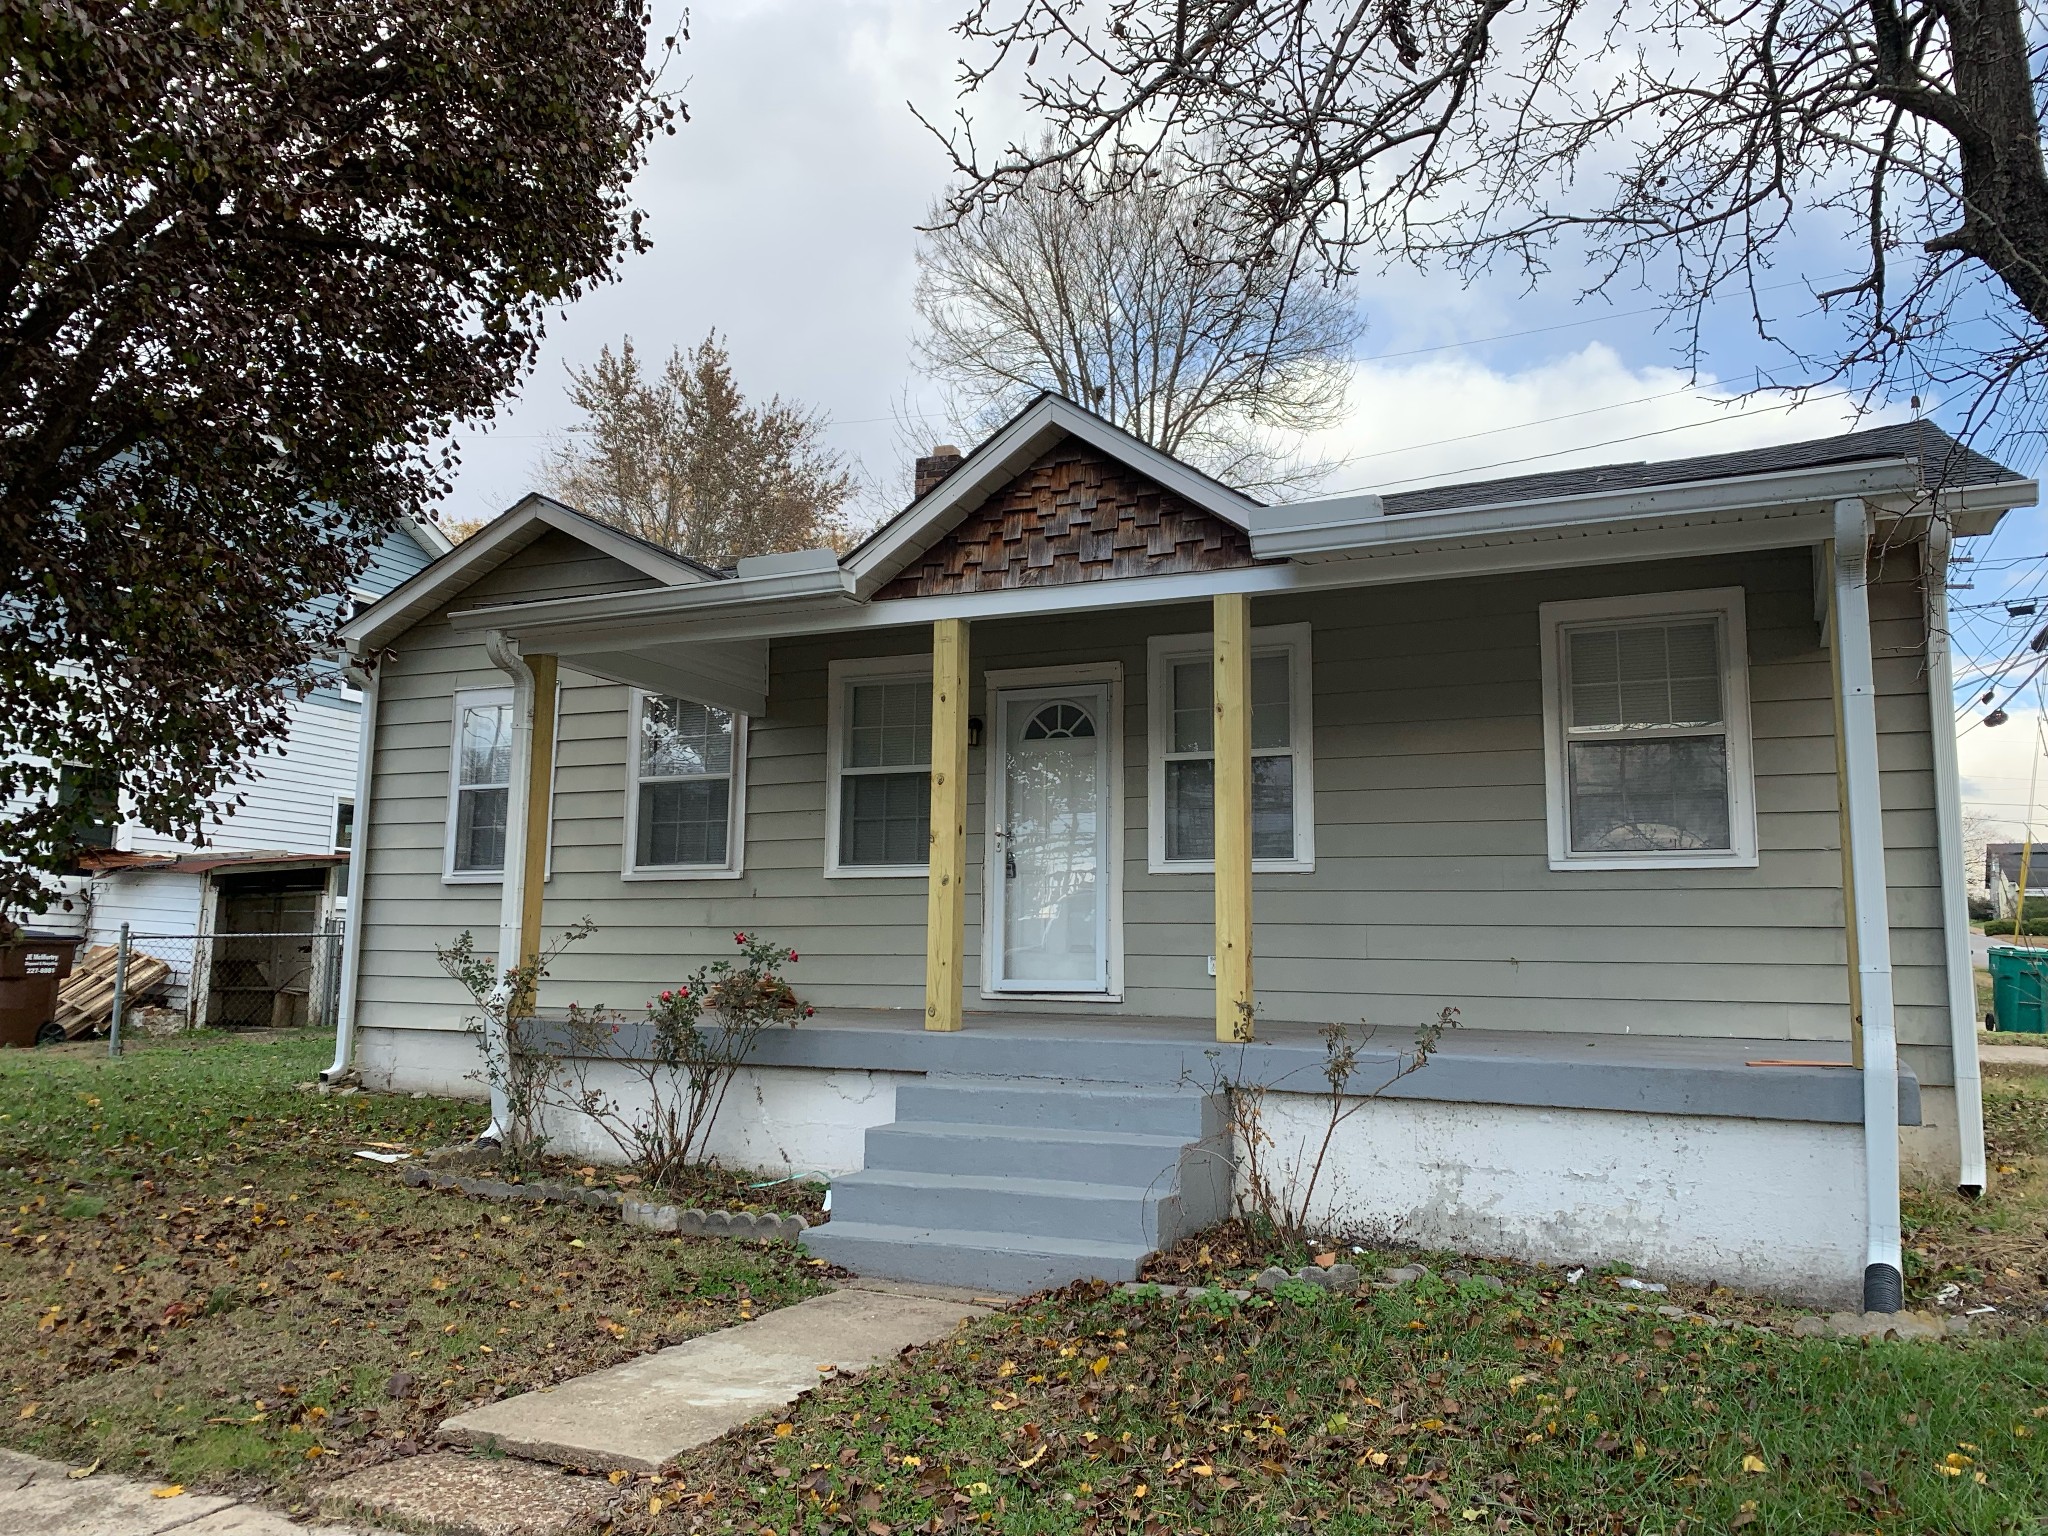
748, 1009, 1894, 1125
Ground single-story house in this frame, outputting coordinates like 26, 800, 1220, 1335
333, 397, 2023, 1307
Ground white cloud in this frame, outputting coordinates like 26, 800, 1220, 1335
1960, 706, 2048, 837
1299, 343, 1901, 497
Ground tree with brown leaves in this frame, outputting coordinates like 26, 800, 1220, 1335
545, 333, 859, 567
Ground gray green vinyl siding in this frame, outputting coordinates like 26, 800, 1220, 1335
354, 536, 1958, 1091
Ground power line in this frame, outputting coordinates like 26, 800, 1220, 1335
1326, 389, 1856, 496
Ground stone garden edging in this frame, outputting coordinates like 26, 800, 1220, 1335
397, 1164, 811, 1243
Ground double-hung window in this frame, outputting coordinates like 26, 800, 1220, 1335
1539, 589, 1757, 869
446, 688, 514, 879
1147, 623, 1314, 872
827, 657, 933, 875
626, 692, 746, 878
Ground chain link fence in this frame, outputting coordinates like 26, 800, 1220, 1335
86, 920, 345, 1047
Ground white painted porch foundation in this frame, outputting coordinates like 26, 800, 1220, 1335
356, 1025, 1865, 1305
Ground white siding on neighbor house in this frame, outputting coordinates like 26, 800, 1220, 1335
353, 537, 1958, 1091
127, 694, 361, 858
81, 869, 205, 1005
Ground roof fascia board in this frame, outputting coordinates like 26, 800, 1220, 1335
448, 564, 855, 637
343, 496, 705, 654
1252, 460, 1930, 561
486, 507, 1837, 652
843, 396, 1262, 599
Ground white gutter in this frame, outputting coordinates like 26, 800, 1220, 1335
1925, 520, 1989, 1195
449, 561, 854, 637
322, 666, 379, 1083
1833, 497, 1906, 1312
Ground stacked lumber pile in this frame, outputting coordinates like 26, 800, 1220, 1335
53, 946, 174, 1040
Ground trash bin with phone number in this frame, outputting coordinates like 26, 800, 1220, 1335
0, 933, 83, 1048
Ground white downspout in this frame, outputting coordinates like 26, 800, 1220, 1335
481, 630, 538, 1142
1833, 498, 1905, 1312
1924, 520, 1989, 1196
323, 665, 379, 1083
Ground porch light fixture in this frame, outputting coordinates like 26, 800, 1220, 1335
968, 716, 984, 749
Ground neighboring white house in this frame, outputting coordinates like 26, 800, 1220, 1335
23, 517, 449, 1022
334, 399, 2023, 1308
1983, 842, 2048, 920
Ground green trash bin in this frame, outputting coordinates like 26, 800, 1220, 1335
1988, 944, 2048, 1033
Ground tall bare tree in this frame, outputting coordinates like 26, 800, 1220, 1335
914, 160, 1359, 493
544, 333, 858, 566
931, 0, 2048, 458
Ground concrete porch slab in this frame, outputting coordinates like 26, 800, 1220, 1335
438, 1284, 993, 1473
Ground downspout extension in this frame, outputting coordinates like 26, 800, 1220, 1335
1833, 499, 1906, 1314
323, 665, 380, 1084
1924, 521, 1989, 1197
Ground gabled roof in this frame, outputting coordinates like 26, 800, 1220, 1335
843, 394, 1261, 600
1379, 420, 2018, 516
341, 494, 722, 654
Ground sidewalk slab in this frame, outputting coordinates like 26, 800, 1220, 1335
440, 1285, 992, 1472
0, 1449, 371, 1536
318, 1453, 612, 1536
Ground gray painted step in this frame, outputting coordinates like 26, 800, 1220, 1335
829, 1168, 1170, 1246
863, 1120, 1192, 1186
895, 1076, 1219, 1138
805, 1220, 1155, 1293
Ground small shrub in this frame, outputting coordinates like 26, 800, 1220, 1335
560, 931, 811, 1189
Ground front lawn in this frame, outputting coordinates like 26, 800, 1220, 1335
0, 1030, 824, 1505
641, 1276, 2048, 1535
621, 1066, 2048, 1536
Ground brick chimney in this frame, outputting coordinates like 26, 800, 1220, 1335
914, 445, 964, 499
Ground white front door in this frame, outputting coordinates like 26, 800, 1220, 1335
989, 682, 1113, 993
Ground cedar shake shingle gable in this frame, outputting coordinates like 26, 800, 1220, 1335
874, 438, 1256, 599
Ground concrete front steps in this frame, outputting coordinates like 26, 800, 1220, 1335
802, 1075, 1230, 1293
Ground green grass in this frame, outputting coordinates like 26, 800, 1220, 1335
0, 1030, 825, 1503
640, 1279, 2048, 1535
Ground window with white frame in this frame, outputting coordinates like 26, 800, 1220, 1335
333, 796, 356, 853
827, 658, 933, 874
447, 688, 513, 877
627, 692, 745, 876
1539, 588, 1757, 869
1147, 623, 1314, 872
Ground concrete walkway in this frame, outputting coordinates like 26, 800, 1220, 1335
0, 1448, 374, 1536
1982, 1041, 2048, 1065
439, 1281, 996, 1474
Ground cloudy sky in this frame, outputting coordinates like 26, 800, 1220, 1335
439, 0, 2048, 838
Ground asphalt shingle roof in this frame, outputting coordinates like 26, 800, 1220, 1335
1379, 421, 2019, 516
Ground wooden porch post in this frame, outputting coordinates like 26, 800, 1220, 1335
517, 652, 559, 975
1213, 593, 1254, 1041
925, 619, 970, 1031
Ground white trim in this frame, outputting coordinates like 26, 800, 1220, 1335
982, 663, 1125, 1002
621, 688, 748, 881
1538, 587, 1758, 871
1145, 623, 1315, 875
331, 792, 356, 856
1924, 521, 1987, 1193
343, 493, 715, 655
824, 654, 936, 879
441, 684, 559, 885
